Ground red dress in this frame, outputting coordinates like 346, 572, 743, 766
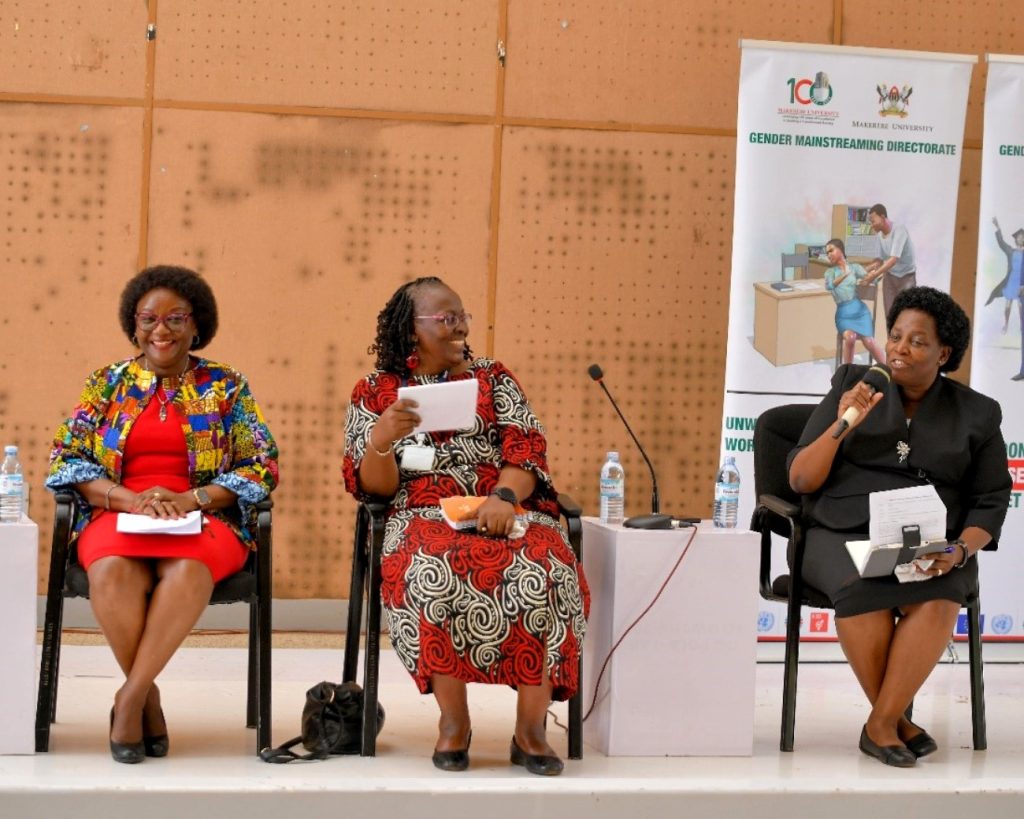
343, 360, 589, 701
77, 392, 248, 582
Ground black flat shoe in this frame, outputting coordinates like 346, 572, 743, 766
143, 706, 169, 758
859, 725, 916, 768
432, 730, 471, 772
109, 708, 145, 765
510, 736, 564, 776
903, 724, 938, 758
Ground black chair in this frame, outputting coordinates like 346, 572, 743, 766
750, 403, 986, 752
35, 490, 274, 756
343, 494, 585, 759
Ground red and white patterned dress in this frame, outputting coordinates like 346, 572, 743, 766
343, 359, 589, 701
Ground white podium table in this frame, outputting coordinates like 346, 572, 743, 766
0, 516, 37, 754
581, 518, 758, 756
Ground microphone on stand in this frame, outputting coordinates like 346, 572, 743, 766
831, 363, 892, 439
588, 364, 691, 530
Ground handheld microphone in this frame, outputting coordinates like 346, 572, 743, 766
831, 363, 892, 439
589, 363, 671, 528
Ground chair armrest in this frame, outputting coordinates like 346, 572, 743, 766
47, 491, 77, 596
255, 499, 273, 546
361, 497, 392, 523
556, 493, 582, 560
750, 493, 804, 603
758, 493, 800, 521
556, 493, 582, 519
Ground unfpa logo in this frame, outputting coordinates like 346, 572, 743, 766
787, 71, 833, 106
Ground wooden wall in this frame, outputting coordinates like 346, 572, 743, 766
1, 1, 1020, 597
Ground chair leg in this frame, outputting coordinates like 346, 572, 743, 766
568, 658, 583, 760
780, 593, 804, 752
344, 506, 369, 684
967, 600, 987, 750
35, 593, 65, 752
256, 546, 273, 755
360, 530, 383, 756
246, 602, 258, 728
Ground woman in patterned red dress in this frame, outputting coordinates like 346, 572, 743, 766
46, 266, 278, 763
343, 277, 589, 776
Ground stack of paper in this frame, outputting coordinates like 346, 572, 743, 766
116, 510, 203, 535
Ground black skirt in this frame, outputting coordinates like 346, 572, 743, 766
802, 526, 979, 618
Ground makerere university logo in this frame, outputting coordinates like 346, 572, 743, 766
778, 70, 838, 126
877, 83, 913, 117
787, 71, 833, 106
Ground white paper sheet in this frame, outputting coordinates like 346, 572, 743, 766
868, 485, 947, 547
115, 510, 203, 535
397, 378, 479, 434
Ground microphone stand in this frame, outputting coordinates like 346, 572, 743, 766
592, 378, 660, 515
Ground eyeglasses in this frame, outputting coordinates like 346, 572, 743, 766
415, 312, 472, 329
135, 311, 193, 332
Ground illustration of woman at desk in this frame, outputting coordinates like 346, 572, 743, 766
825, 238, 886, 366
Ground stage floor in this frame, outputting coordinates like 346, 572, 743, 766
2, 643, 1023, 818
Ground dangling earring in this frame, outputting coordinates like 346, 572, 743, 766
405, 347, 420, 371
131, 334, 139, 347
463, 343, 473, 362
192, 334, 200, 348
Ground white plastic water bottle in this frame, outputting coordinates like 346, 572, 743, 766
712, 455, 740, 528
599, 451, 625, 525
0, 445, 24, 524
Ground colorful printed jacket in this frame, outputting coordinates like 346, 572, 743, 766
46, 357, 279, 549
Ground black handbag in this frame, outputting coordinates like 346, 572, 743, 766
259, 681, 385, 763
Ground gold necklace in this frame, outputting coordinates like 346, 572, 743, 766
145, 356, 191, 422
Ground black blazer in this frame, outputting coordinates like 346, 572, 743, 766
789, 364, 1011, 546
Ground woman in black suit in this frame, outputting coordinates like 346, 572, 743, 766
789, 287, 1011, 767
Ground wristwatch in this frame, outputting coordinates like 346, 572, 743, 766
490, 487, 518, 506
192, 486, 211, 510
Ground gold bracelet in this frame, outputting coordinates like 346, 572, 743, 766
104, 483, 120, 511
367, 427, 395, 457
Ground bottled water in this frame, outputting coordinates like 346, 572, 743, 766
0, 445, 24, 524
599, 451, 625, 525
712, 455, 741, 528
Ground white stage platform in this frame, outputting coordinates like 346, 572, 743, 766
2, 644, 1023, 818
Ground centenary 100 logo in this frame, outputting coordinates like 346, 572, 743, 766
786, 71, 833, 105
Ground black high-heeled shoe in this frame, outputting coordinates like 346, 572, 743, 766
109, 707, 145, 764
432, 730, 472, 772
143, 706, 170, 758
510, 736, 563, 776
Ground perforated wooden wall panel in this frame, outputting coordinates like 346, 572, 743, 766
494, 128, 732, 518
0, 2, 147, 98
504, 0, 833, 127
146, 109, 493, 597
843, 0, 1024, 144
0, 1, 1015, 598
0, 103, 143, 544
155, 1, 498, 114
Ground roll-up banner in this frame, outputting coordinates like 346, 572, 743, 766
725, 41, 975, 641
969, 55, 1024, 641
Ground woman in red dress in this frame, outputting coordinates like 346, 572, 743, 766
343, 277, 589, 776
46, 266, 279, 763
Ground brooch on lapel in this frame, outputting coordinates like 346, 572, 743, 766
896, 441, 910, 464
